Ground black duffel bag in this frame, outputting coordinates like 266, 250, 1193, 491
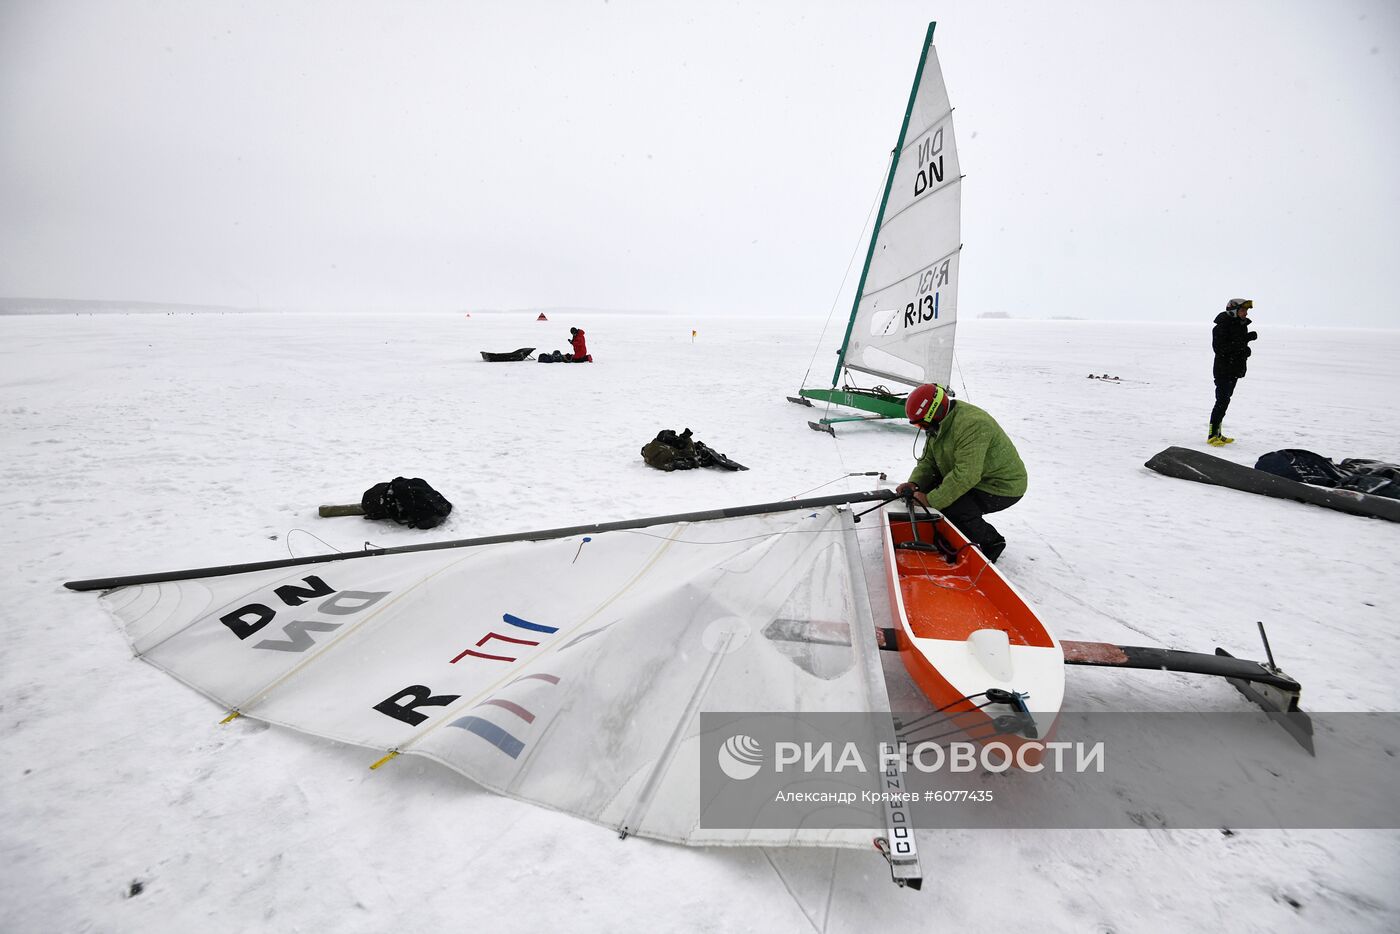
361, 477, 454, 529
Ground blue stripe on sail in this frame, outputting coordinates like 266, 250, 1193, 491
934, 291, 940, 319
503, 613, 559, 634
449, 716, 525, 758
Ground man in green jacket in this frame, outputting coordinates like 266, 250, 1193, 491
893, 383, 1027, 563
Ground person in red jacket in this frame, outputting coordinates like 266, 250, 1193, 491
568, 327, 593, 362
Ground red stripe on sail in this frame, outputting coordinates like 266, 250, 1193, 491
477, 698, 535, 723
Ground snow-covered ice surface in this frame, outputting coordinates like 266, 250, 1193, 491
2, 311, 1397, 933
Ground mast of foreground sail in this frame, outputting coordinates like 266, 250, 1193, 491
829, 21, 937, 390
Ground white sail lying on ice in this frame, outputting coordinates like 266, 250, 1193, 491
92, 501, 912, 856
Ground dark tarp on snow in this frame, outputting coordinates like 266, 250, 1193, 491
1254, 449, 1400, 501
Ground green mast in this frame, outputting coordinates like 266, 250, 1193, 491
830, 21, 937, 387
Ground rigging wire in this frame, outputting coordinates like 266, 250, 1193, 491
829, 432, 862, 499
284, 528, 345, 559
604, 524, 858, 549
788, 472, 888, 500
890, 700, 1002, 744
797, 157, 892, 392
951, 347, 973, 402
895, 691, 993, 732
898, 716, 1030, 748
282, 528, 384, 559
899, 545, 994, 592
894, 496, 997, 592
761, 849, 826, 934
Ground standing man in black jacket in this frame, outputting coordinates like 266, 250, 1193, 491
1209, 298, 1257, 445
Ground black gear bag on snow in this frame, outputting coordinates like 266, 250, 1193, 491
360, 477, 454, 528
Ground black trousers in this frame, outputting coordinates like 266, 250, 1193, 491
940, 489, 1022, 556
1210, 375, 1238, 427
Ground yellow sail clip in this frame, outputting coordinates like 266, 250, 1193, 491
369, 750, 401, 770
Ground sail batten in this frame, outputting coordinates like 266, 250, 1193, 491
862, 243, 963, 302
870, 175, 962, 240
896, 108, 956, 154
843, 364, 928, 388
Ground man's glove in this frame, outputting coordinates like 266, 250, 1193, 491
1247, 331, 1258, 341
895, 482, 930, 507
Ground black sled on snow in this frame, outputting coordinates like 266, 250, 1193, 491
480, 347, 535, 362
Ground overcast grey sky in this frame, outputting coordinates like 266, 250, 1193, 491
2, 0, 1397, 325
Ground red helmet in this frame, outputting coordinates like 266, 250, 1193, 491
905, 383, 948, 424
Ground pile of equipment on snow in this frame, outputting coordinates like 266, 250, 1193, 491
641, 428, 748, 472
538, 326, 594, 363
1254, 449, 1399, 500
537, 350, 587, 363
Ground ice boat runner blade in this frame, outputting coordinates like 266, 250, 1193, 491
1059, 639, 1314, 754
1215, 649, 1315, 755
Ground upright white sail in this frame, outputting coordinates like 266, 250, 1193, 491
90, 503, 910, 855
840, 36, 961, 389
